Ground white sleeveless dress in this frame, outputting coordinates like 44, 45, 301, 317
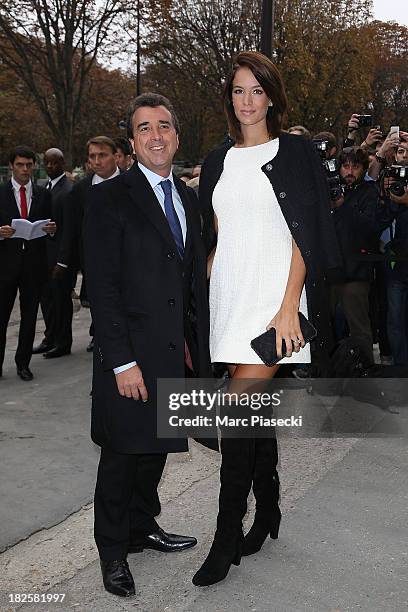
209, 139, 311, 364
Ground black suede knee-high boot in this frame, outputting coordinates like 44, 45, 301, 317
192, 437, 256, 586
242, 436, 281, 556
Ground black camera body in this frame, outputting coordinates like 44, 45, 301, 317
324, 158, 345, 200
384, 165, 408, 197
313, 139, 329, 158
356, 114, 373, 127
312, 140, 344, 200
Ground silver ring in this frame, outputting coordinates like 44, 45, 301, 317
293, 338, 301, 345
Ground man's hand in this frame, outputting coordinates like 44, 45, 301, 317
400, 131, 408, 143
115, 364, 148, 401
331, 194, 345, 209
42, 221, 57, 235
347, 113, 360, 136
52, 264, 66, 280
390, 186, 408, 206
363, 128, 383, 147
0, 225, 16, 238
377, 131, 400, 159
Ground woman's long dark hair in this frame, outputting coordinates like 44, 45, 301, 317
223, 51, 288, 144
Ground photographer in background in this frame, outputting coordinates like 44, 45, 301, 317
368, 129, 407, 181
312, 133, 344, 203
380, 136, 408, 365
344, 113, 383, 151
314, 131, 338, 159
328, 147, 391, 365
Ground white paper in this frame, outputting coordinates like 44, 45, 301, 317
10, 218, 51, 240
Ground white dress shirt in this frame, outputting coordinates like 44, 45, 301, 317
11, 176, 33, 215
113, 163, 186, 375
47, 173, 66, 190
137, 162, 187, 244
92, 167, 120, 185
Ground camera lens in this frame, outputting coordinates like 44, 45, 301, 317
389, 182, 405, 197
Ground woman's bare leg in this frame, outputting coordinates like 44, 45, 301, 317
230, 363, 279, 380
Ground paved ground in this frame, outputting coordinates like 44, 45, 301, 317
0, 299, 407, 612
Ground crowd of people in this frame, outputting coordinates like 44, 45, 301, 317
1, 49, 407, 600
289, 114, 408, 372
0, 137, 203, 380
0, 112, 406, 381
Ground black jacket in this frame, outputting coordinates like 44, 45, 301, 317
387, 199, 408, 282
0, 180, 53, 282
331, 180, 390, 282
46, 175, 73, 268
83, 163, 216, 453
200, 132, 343, 369
58, 174, 93, 269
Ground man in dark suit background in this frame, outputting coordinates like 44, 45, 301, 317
114, 136, 133, 171
32, 148, 74, 358
57, 136, 119, 352
83, 94, 216, 597
0, 146, 55, 380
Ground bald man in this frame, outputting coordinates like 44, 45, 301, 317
32, 148, 74, 358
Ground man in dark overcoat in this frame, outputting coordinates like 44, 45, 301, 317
32, 148, 74, 358
83, 93, 216, 598
58, 136, 119, 352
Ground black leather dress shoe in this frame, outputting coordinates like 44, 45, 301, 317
128, 528, 197, 553
32, 341, 53, 354
100, 559, 135, 597
44, 347, 71, 359
17, 366, 34, 381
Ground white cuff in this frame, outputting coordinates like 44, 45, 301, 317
113, 361, 137, 374
57, 262, 68, 268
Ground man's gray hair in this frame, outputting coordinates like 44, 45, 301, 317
126, 92, 180, 139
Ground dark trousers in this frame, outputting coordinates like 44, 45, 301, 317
40, 269, 74, 350
387, 278, 408, 365
94, 446, 167, 561
372, 263, 391, 357
0, 272, 43, 370
330, 281, 374, 365
79, 272, 94, 338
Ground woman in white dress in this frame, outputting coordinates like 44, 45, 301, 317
193, 51, 313, 587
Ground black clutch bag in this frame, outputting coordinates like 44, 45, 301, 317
250, 313, 317, 366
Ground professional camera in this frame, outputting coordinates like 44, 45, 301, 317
356, 114, 373, 128
384, 165, 408, 197
312, 139, 329, 158
312, 140, 344, 200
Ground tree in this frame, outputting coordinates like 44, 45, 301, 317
367, 20, 408, 130
0, 0, 124, 168
0, 62, 52, 163
0, 56, 135, 167
137, 0, 378, 157
273, 0, 374, 135
139, 0, 261, 158
73, 64, 134, 164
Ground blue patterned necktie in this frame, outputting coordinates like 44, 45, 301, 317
160, 179, 184, 258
